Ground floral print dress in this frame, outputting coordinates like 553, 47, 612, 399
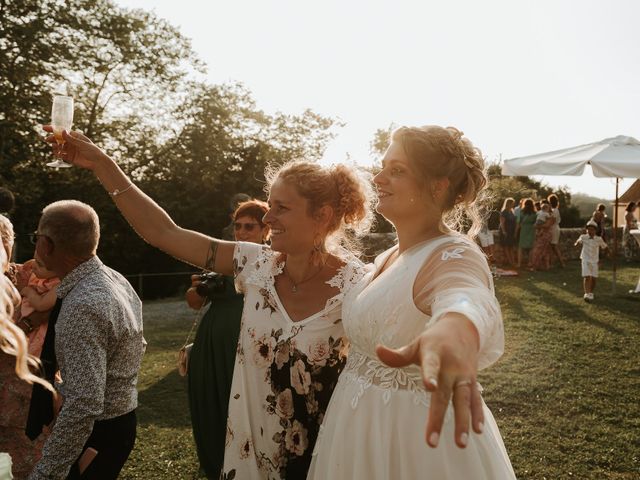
221, 242, 367, 480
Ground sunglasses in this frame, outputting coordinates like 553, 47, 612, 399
29, 231, 51, 245
234, 222, 261, 232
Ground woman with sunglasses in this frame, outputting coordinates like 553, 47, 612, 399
47, 127, 374, 479
184, 199, 270, 479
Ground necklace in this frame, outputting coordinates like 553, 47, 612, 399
283, 264, 325, 293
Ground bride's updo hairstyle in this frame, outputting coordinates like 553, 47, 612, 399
391, 125, 488, 238
265, 161, 375, 263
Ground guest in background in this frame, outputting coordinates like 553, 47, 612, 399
530, 203, 553, 271
0, 188, 15, 216
499, 198, 517, 267
516, 198, 536, 268
622, 201, 639, 262
548, 194, 565, 268
220, 193, 251, 241
477, 210, 495, 269
591, 203, 607, 242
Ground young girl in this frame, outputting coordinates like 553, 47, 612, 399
18, 259, 60, 357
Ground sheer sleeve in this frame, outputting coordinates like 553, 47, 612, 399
413, 238, 504, 370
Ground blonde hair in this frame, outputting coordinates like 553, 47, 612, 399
265, 161, 375, 261
391, 125, 488, 238
0, 220, 54, 392
0, 214, 13, 259
501, 197, 515, 211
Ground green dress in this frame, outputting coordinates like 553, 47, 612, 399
518, 211, 536, 249
187, 275, 243, 479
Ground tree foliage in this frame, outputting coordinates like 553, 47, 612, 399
1, 0, 338, 297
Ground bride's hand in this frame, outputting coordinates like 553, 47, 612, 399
376, 313, 483, 449
43, 125, 109, 171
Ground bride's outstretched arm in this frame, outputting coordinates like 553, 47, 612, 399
376, 314, 483, 449
44, 127, 235, 274
377, 241, 504, 449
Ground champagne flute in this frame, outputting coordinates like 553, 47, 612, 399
46, 95, 74, 168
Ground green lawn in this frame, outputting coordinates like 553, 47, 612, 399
120, 260, 640, 479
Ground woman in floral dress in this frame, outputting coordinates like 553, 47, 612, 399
309, 126, 515, 479
49, 128, 375, 479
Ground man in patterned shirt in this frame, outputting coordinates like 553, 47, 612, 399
28, 200, 145, 480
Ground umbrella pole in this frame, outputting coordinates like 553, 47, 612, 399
612, 178, 619, 294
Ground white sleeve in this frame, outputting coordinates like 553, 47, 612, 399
413, 240, 505, 370
232, 242, 271, 293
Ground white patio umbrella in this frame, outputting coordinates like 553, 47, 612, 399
502, 135, 640, 293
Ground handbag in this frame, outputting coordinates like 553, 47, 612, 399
177, 343, 193, 377
177, 301, 209, 377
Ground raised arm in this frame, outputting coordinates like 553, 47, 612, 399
45, 127, 235, 274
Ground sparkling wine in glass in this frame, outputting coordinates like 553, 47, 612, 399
46, 95, 74, 168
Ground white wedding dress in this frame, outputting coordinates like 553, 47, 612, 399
307, 234, 516, 479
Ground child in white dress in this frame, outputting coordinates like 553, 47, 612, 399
308, 125, 515, 479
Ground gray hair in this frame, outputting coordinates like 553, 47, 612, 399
39, 200, 100, 256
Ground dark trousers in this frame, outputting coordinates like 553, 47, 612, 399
66, 410, 137, 480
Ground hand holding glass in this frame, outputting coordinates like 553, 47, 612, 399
46, 95, 74, 168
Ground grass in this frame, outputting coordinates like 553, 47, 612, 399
120, 260, 640, 479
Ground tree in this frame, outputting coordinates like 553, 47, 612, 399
1, 0, 200, 266
1, 1, 339, 298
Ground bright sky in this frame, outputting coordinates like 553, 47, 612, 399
116, 0, 639, 199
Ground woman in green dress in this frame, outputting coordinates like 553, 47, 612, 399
516, 198, 536, 268
185, 200, 270, 479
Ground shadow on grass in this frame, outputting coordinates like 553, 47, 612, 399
137, 368, 192, 429
506, 275, 626, 335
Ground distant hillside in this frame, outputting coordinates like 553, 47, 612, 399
572, 193, 611, 219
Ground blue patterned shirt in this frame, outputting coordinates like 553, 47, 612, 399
29, 256, 145, 480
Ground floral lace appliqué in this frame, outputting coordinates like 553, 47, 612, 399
341, 350, 428, 409
325, 260, 367, 310
441, 247, 465, 261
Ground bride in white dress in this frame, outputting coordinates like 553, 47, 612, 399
308, 126, 516, 479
